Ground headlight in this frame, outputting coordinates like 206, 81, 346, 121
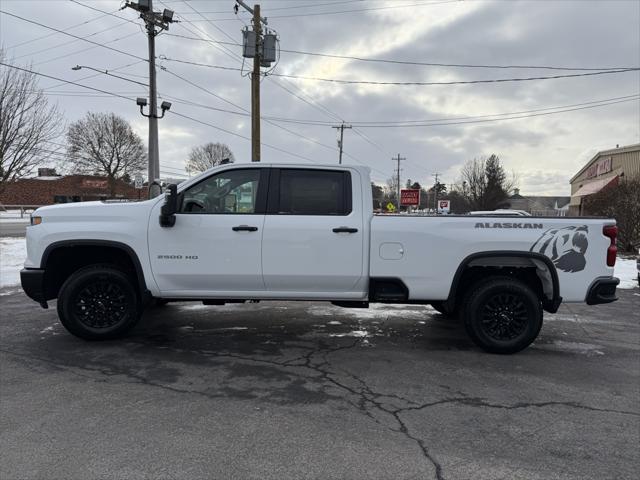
30, 216, 42, 226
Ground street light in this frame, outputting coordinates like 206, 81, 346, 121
70, 65, 147, 87
138, 98, 171, 119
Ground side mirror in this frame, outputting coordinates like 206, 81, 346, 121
159, 184, 178, 227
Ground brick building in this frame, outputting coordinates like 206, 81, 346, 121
569, 143, 640, 215
0, 170, 141, 206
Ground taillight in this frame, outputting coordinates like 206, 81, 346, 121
603, 225, 617, 267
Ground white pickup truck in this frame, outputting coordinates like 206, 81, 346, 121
21, 164, 620, 353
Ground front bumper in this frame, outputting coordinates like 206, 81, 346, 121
585, 277, 619, 305
20, 268, 48, 308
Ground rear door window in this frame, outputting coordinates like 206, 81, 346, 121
275, 169, 351, 215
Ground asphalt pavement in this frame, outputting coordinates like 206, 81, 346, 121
1, 288, 638, 480
0, 222, 28, 237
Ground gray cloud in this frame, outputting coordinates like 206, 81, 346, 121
1, 0, 638, 193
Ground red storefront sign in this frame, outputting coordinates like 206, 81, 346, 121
400, 189, 420, 206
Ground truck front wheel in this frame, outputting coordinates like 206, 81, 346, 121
462, 276, 542, 354
57, 265, 141, 340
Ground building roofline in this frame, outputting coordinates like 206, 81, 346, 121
570, 143, 640, 183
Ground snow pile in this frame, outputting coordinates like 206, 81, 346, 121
615, 257, 638, 289
0, 237, 26, 287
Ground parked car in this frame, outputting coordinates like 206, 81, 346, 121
470, 209, 532, 216
21, 164, 619, 354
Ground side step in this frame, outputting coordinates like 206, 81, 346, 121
202, 299, 252, 305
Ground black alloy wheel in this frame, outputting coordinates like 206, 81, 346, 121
480, 293, 529, 341
57, 265, 142, 340
462, 276, 543, 354
73, 280, 129, 329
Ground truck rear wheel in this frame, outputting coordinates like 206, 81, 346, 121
57, 265, 141, 340
461, 276, 542, 354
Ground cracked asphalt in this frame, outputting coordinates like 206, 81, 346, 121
1, 288, 638, 480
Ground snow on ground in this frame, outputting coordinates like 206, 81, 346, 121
615, 257, 638, 289
0, 237, 26, 288
0, 210, 33, 223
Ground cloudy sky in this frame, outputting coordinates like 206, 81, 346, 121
1, 0, 639, 194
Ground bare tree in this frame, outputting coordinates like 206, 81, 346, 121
458, 154, 517, 210
0, 51, 64, 193
583, 178, 640, 252
186, 142, 235, 174
67, 112, 146, 196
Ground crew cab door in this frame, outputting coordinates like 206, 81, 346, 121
148, 167, 268, 295
261, 168, 366, 296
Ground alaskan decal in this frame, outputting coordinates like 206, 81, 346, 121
530, 225, 589, 273
475, 222, 544, 229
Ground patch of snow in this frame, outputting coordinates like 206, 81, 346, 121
329, 330, 370, 338
0, 217, 30, 224
177, 303, 244, 311
0, 237, 26, 287
307, 304, 429, 320
211, 326, 248, 331
327, 320, 342, 325
536, 340, 605, 356
0, 210, 33, 222
615, 257, 638, 289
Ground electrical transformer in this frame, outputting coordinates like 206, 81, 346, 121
242, 29, 257, 58
262, 33, 277, 63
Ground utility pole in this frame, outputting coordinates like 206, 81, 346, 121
392, 154, 406, 211
237, 1, 274, 162
332, 123, 352, 164
251, 4, 261, 162
432, 172, 441, 213
125, 0, 174, 197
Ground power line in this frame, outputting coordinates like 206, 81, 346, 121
152, 6, 351, 162
257, 94, 640, 127
160, 67, 341, 156
0, 62, 318, 167
70, 0, 637, 74
6, 5, 117, 49
267, 68, 640, 86
175, 0, 366, 15
163, 33, 638, 72
33, 31, 142, 67
0, 10, 147, 63
13, 20, 133, 61
157, 56, 639, 86
0, 62, 137, 101
168, 111, 316, 164
45, 59, 146, 90
183, 0, 463, 21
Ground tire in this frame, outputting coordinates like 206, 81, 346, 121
57, 264, 141, 340
461, 276, 542, 354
